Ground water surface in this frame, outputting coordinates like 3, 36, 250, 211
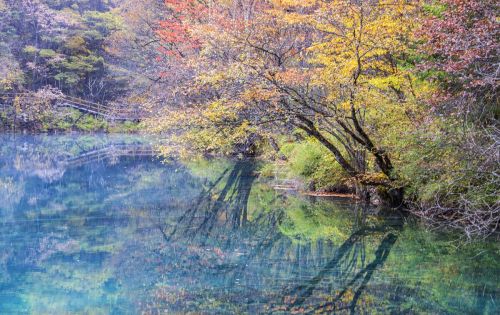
0, 134, 498, 314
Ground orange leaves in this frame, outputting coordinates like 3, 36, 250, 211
241, 87, 278, 103
275, 68, 309, 86
155, 0, 209, 58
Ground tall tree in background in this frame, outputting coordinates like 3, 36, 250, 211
406, 0, 499, 235
420, 0, 498, 121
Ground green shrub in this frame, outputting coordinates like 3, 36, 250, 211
108, 120, 142, 133
75, 114, 108, 131
258, 163, 275, 178
394, 122, 499, 236
286, 141, 323, 177
281, 139, 349, 191
23, 45, 38, 55
39, 49, 56, 58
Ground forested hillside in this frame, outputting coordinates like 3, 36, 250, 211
0, 0, 167, 130
1, 0, 123, 100
1, 0, 175, 100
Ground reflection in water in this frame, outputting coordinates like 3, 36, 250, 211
0, 134, 499, 314
286, 225, 400, 314
162, 160, 258, 245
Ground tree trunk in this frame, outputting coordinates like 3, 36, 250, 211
269, 137, 287, 161
355, 184, 370, 203
376, 186, 405, 208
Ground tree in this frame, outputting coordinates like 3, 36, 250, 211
419, 0, 499, 120
151, 0, 420, 205
0, 0, 130, 103
406, 0, 500, 236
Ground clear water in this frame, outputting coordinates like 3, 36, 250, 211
0, 134, 498, 315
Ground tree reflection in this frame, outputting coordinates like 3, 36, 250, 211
285, 226, 400, 314
1, 137, 497, 314
159, 160, 260, 245
150, 159, 405, 314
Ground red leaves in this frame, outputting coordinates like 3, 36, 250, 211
155, 0, 206, 58
157, 20, 192, 45
419, 0, 499, 91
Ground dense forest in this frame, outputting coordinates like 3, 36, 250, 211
0, 0, 164, 130
0, 0, 168, 100
0, 0, 498, 237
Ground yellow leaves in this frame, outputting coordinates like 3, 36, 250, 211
195, 63, 244, 89
64, 36, 88, 53
149, 97, 250, 153
301, 0, 420, 122
270, 0, 316, 9
126, 94, 148, 104
196, 71, 227, 88
146, 107, 197, 134
410, 76, 438, 100
203, 99, 242, 122
309, 0, 416, 80
0, 63, 24, 91
368, 75, 405, 91
267, 9, 309, 26
149, 94, 260, 156
339, 101, 351, 111
13, 97, 21, 114
282, 12, 309, 25
266, 0, 316, 26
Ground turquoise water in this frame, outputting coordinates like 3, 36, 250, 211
0, 134, 498, 314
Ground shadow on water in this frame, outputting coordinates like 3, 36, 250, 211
153, 158, 405, 313
1, 135, 498, 314
159, 160, 259, 245
289, 230, 399, 314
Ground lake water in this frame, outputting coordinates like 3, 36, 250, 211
0, 134, 498, 314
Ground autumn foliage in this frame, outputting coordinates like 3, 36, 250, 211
149, 0, 499, 235
419, 0, 499, 121
420, 0, 498, 90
